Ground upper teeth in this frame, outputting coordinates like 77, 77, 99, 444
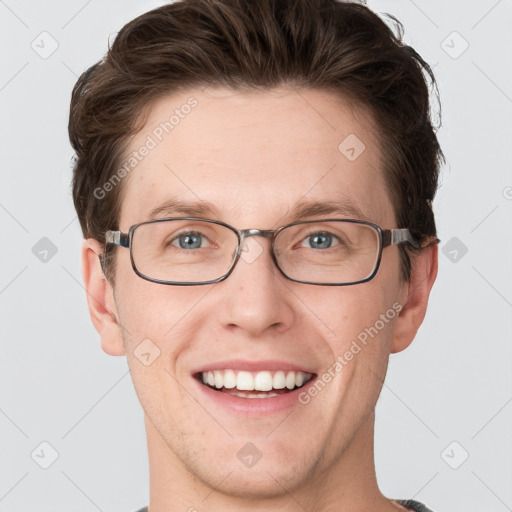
200, 370, 313, 391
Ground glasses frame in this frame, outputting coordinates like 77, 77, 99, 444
105, 217, 421, 286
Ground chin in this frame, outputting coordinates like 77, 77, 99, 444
208, 467, 308, 499
185, 444, 317, 500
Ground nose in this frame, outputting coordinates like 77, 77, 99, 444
216, 236, 296, 338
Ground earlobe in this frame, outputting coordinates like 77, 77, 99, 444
390, 243, 438, 354
82, 239, 126, 356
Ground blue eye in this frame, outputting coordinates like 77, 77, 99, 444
301, 231, 340, 249
172, 231, 205, 249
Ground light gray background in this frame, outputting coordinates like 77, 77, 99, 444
1, 1, 511, 511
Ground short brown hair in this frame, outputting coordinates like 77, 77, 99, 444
69, 0, 444, 282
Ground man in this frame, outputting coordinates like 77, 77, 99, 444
69, 1, 443, 510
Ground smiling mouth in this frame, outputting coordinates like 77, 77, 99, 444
195, 369, 316, 398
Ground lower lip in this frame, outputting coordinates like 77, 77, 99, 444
192, 375, 317, 414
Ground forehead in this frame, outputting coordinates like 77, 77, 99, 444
119, 86, 394, 229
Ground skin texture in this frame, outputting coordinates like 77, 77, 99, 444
82, 87, 437, 512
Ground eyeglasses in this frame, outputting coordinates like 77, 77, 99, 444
104, 217, 420, 286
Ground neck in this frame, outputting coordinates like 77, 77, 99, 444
144, 411, 402, 512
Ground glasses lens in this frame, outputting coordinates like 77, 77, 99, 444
275, 221, 380, 284
131, 219, 239, 283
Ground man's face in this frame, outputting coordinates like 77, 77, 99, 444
109, 87, 408, 496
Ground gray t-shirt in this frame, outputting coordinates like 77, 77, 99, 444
135, 499, 433, 511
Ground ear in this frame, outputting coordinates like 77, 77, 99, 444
391, 243, 438, 353
81, 239, 126, 356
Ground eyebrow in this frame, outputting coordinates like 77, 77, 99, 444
286, 200, 371, 222
147, 197, 371, 223
148, 198, 221, 219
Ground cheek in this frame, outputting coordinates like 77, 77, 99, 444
378, 243, 405, 291
331, 292, 398, 403
306, 282, 397, 345
307, 279, 400, 392
112, 263, 197, 364
113, 278, 203, 421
